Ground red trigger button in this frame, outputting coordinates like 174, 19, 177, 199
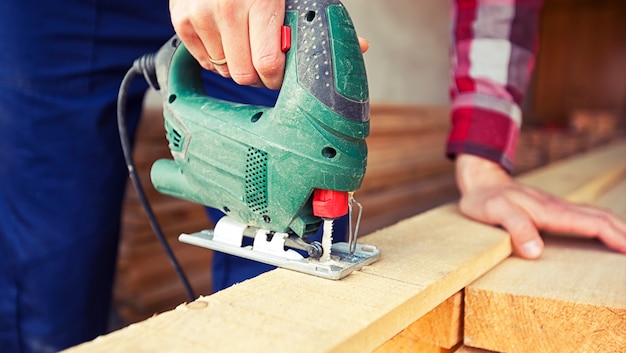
281, 25, 291, 52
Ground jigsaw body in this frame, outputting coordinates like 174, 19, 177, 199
147, 0, 380, 279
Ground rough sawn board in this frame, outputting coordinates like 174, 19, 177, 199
65, 203, 511, 353
464, 143, 626, 353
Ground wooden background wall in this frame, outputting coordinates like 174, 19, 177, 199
524, 0, 626, 127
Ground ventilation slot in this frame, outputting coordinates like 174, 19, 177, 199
164, 120, 185, 152
245, 148, 269, 214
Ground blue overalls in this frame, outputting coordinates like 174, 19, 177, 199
0, 1, 293, 351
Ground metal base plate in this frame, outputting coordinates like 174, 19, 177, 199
179, 230, 381, 280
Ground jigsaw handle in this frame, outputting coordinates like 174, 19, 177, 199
153, 0, 368, 131
283, 0, 369, 123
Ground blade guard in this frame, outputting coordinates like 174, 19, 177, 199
313, 189, 349, 219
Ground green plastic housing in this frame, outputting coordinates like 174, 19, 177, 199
150, 0, 369, 237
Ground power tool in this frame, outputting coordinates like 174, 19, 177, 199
120, 0, 380, 280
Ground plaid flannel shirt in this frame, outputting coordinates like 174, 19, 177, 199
446, 0, 544, 173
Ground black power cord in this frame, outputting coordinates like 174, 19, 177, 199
117, 55, 196, 302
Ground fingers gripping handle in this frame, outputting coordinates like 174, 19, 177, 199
154, 0, 368, 125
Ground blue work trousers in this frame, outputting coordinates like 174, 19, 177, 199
0, 1, 280, 351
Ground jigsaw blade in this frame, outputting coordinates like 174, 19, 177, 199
321, 219, 334, 262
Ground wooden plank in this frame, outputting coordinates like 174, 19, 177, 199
374, 291, 463, 352
595, 175, 626, 220
362, 131, 452, 193
517, 141, 626, 201
65, 203, 512, 353
375, 340, 458, 353
69, 141, 626, 353
563, 156, 626, 204
371, 141, 624, 353
453, 345, 494, 353
360, 171, 458, 234
464, 162, 626, 352
368, 105, 450, 136
464, 236, 626, 353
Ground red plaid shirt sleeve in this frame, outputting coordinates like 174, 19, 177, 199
446, 0, 544, 173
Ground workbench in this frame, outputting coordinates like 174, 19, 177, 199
66, 140, 626, 353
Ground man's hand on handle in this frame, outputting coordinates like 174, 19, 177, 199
170, 0, 368, 90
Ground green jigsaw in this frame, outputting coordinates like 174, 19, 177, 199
140, 0, 380, 279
